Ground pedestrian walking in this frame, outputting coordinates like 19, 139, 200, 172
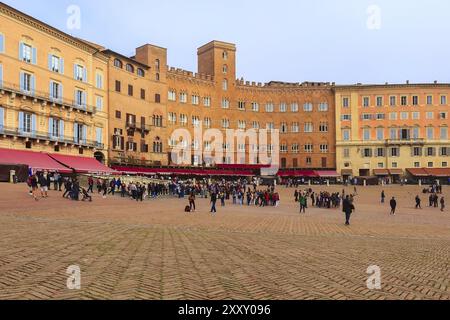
390, 197, 397, 215
342, 195, 355, 226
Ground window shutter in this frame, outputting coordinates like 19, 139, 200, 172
49, 81, 53, 99
73, 123, 78, 143
82, 125, 87, 144
48, 54, 52, 70
31, 75, 35, 94
73, 64, 77, 80
19, 42, 23, 60
32, 47, 37, 65
31, 114, 37, 134
0, 34, 4, 53
60, 58, 64, 74
49, 118, 53, 136
0, 64, 3, 88
120, 137, 124, 150
19, 72, 24, 91
0, 107, 4, 129
96, 128, 102, 144
82, 92, 86, 109
83, 68, 87, 83
60, 84, 64, 102
59, 120, 64, 139
18, 112, 24, 133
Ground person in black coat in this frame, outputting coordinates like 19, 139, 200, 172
210, 192, 217, 214
342, 195, 355, 226
390, 197, 397, 215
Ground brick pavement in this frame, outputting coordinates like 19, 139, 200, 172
0, 184, 448, 300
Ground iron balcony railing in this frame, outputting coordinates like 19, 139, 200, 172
0, 81, 96, 114
0, 125, 104, 149
385, 138, 425, 145
125, 121, 152, 132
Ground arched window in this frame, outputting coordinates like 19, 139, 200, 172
137, 68, 145, 77
222, 51, 228, 60
223, 65, 228, 74
114, 59, 123, 68
155, 59, 160, 71
126, 64, 135, 73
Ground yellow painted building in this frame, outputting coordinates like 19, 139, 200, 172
0, 3, 109, 162
335, 84, 450, 182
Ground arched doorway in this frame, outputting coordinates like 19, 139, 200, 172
94, 151, 105, 164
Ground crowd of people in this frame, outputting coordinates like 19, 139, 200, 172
24, 172, 447, 225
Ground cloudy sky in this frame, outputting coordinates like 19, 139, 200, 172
4, 0, 450, 84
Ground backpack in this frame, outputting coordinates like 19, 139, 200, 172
185, 206, 191, 213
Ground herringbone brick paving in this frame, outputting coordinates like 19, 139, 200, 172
0, 184, 448, 300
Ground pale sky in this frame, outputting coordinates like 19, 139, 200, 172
4, 0, 450, 84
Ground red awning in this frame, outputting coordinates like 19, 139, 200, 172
406, 168, 430, 177
373, 169, 390, 176
111, 166, 254, 177
49, 154, 117, 174
216, 164, 271, 170
0, 148, 72, 173
315, 171, 340, 178
424, 168, 450, 177
277, 170, 318, 177
389, 169, 404, 175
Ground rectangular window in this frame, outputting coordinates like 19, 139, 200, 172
96, 96, 103, 111
115, 80, 121, 92
279, 103, 287, 112
140, 89, 146, 100
96, 73, 103, 89
342, 129, 350, 141
412, 96, 419, 106
49, 55, 62, 73
412, 112, 420, 120
251, 102, 259, 112
427, 95, 433, 105
21, 43, 33, 63
427, 127, 434, 140
291, 103, 299, 112
265, 103, 274, 112
400, 112, 409, 120
291, 122, 299, 133
440, 127, 448, 140
441, 96, 447, 105
363, 129, 371, 141
304, 144, 313, 153
376, 128, 384, 140
363, 97, 370, 107
376, 148, 385, 157
203, 97, 211, 107
128, 85, 133, 96
155, 94, 161, 103
238, 101, 246, 110
342, 97, 349, 108
180, 92, 187, 103
401, 96, 408, 106
376, 96, 383, 107
341, 114, 351, 121
50, 81, 61, 101
389, 112, 397, 120
20, 72, 34, 93
343, 148, 350, 158
74, 64, 85, 82
390, 96, 396, 106
426, 112, 434, 120
390, 147, 400, 157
